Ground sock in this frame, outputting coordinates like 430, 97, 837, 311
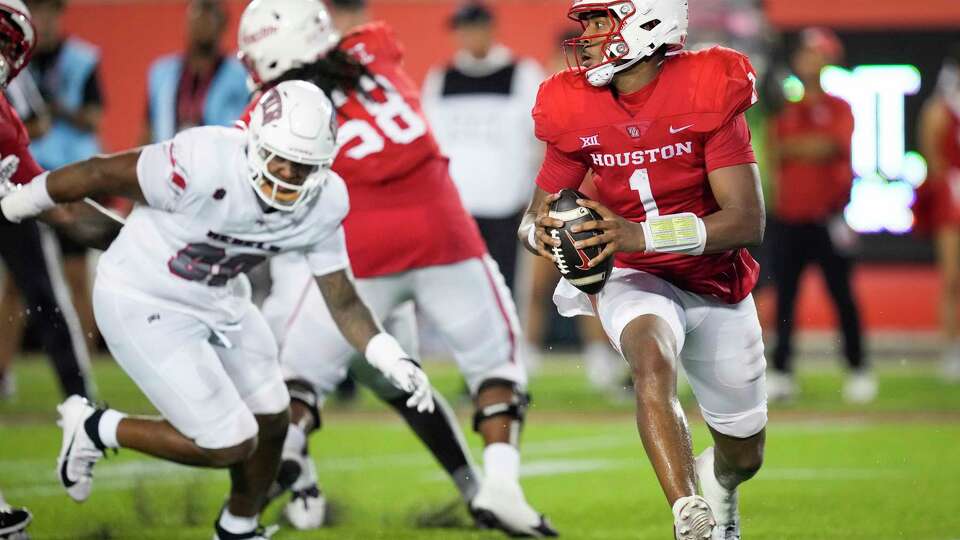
218, 509, 257, 534
84, 408, 125, 450
98, 409, 125, 449
284, 423, 307, 457
483, 442, 520, 481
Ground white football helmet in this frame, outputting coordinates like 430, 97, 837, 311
246, 80, 338, 212
0, 0, 34, 87
565, 0, 688, 87
238, 0, 339, 90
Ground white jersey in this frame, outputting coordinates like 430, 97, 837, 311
96, 126, 350, 329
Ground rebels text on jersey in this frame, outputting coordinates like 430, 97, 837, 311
534, 47, 760, 304
240, 22, 485, 278
0, 94, 43, 184
97, 126, 350, 328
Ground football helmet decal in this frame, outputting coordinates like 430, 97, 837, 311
564, 0, 688, 87
238, 0, 339, 90
246, 80, 338, 211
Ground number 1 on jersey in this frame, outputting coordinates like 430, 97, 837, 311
629, 168, 660, 218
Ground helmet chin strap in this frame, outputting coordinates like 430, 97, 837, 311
585, 54, 646, 87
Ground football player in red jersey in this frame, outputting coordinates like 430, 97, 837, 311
237, 0, 555, 536
520, 1, 766, 538
0, 0, 96, 401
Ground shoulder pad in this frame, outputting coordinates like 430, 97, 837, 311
665, 47, 758, 132
341, 21, 402, 65
533, 69, 602, 147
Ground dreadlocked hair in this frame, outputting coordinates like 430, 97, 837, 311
272, 47, 375, 98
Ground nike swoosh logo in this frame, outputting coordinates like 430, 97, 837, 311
59, 436, 77, 488
669, 124, 694, 134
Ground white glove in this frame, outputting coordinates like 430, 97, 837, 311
365, 333, 435, 413
827, 213, 859, 256
0, 154, 20, 197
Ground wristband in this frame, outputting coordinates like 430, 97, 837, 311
0, 171, 55, 223
365, 332, 408, 370
640, 212, 707, 256
526, 224, 537, 251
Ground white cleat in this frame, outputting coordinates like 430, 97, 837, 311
281, 457, 326, 530
470, 476, 558, 537
696, 447, 740, 540
843, 371, 878, 404
213, 521, 278, 539
765, 370, 798, 402
56, 395, 104, 503
672, 495, 716, 540
941, 353, 960, 383
0, 372, 15, 401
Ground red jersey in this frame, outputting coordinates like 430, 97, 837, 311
0, 94, 43, 184
534, 47, 760, 304
913, 101, 960, 234
773, 94, 854, 223
240, 23, 485, 278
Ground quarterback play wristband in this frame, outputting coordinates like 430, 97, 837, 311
0, 171, 56, 223
640, 212, 707, 256
526, 224, 538, 251
365, 332, 409, 370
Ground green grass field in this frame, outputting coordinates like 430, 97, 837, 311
1, 354, 959, 539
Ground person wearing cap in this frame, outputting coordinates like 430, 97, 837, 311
421, 1, 544, 294
767, 28, 874, 403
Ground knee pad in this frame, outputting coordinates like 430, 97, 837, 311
700, 403, 767, 439
195, 408, 259, 450
472, 379, 530, 445
286, 379, 321, 430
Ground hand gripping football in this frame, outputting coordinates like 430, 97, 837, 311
546, 189, 612, 295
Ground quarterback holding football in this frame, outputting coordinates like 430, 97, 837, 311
520, 0, 767, 538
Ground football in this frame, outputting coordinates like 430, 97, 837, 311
546, 189, 612, 295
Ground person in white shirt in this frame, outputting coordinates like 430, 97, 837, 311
0, 80, 433, 540
421, 1, 543, 293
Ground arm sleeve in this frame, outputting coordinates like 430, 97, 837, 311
305, 225, 351, 276
135, 134, 194, 212
704, 114, 756, 173
535, 143, 590, 193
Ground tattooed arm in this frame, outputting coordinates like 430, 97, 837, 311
314, 269, 384, 352
314, 269, 435, 412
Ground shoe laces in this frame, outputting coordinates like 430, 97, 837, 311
291, 485, 321, 508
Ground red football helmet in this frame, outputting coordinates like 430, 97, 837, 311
0, 0, 34, 87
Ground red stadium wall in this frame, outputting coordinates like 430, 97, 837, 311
62, 0, 572, 152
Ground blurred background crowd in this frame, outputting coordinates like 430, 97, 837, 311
1, 0, 959, 405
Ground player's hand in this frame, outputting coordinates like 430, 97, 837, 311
570, 198, 646, 267
379, 357, 435, 413
0, 154, 21, 199
533, 192, 563, 261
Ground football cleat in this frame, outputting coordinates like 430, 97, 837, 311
470, 476, 558, 538
56, 395, 105, 503
842, 371, 878, 404
0, 505, 32, 540
695, 447, 740, 540
281, 457, 326, 530
765, 370, 798, 402
672, 495, 716, 540
213, 521, 278, 540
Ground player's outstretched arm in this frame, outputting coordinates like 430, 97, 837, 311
0, 150, 144, 224
314, 269, 434, 412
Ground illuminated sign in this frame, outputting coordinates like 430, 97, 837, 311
784, 65, 925, 233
